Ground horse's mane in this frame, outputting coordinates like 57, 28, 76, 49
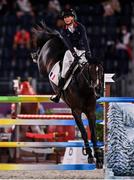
32, 21, 61, 49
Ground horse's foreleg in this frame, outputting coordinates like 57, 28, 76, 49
72, 110, 94, 163
85, 111, 103, 169
86, 112, 97, 147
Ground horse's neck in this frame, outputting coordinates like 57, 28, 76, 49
40, 38, 66, 74
78, 63, 95, 85
46, 59, 56, 74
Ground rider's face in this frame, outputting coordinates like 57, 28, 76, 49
64, 16, 74, 25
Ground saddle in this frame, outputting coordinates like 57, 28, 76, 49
49, 59, 86, 90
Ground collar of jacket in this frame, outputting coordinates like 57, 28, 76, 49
64, 21, 79, 29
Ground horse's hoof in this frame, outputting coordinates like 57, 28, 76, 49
88, 156, 95, 164
96, 161, 103, 169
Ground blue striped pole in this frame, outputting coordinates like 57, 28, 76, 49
0, 96, 134, 103
0, 141, 104, 148
0, 164, 96, 170
0, 119, 103, 126
97, 97, 134, 102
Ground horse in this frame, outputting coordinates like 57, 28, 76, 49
32, 22, 104, 168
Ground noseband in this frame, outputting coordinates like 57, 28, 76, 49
87, 63, 103, 89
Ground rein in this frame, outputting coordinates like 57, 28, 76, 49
80, 63, 93, 89
80, 63, 102, 91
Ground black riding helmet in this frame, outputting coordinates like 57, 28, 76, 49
61, 9, 76, 18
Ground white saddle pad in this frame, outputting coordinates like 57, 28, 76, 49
49, 53, 87, 90
49, 61, 60, 87
49, 61, 78, 90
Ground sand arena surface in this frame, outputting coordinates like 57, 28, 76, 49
0, 169, 104, 179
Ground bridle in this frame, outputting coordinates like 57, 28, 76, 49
86, 63, 103, 90
95, 64, 103, 89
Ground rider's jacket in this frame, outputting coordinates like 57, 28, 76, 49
60, 21, 91, 53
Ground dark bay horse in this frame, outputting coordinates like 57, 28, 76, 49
32, 23, 103, 168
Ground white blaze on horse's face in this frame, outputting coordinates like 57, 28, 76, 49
96, 66, 99, 86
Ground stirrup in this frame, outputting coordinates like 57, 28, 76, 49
50, 95, 60, 103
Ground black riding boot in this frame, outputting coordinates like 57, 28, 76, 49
50, 77, 65, 103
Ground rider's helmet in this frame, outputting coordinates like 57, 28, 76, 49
61, 9, 76, 19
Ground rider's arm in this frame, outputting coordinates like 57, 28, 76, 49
79, 23, 92, 56
60, 29, 76, 55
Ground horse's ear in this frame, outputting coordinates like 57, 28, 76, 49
32, 24, 44, 34
32, 27, 37, 34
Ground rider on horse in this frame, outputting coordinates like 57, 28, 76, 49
51, 9, 94, 103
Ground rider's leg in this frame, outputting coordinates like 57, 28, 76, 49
61, 50, 74, 78
51, 50, 74, 103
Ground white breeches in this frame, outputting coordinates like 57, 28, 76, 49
61, 48, 87, 78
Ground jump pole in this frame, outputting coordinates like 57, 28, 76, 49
0, 164, 96, 171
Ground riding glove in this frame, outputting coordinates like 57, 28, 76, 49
72, 51, 80, 61
85, 51, 92, 62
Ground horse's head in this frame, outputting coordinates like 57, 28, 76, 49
89, 63, 104, 89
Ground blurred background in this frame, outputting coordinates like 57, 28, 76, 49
0, 0, 133, 96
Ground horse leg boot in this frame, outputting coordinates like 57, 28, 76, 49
85, 111, 103, 168
72, 110, 94, 164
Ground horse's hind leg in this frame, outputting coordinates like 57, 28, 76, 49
72, 110, 94, 163
85, 111, 103, 169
